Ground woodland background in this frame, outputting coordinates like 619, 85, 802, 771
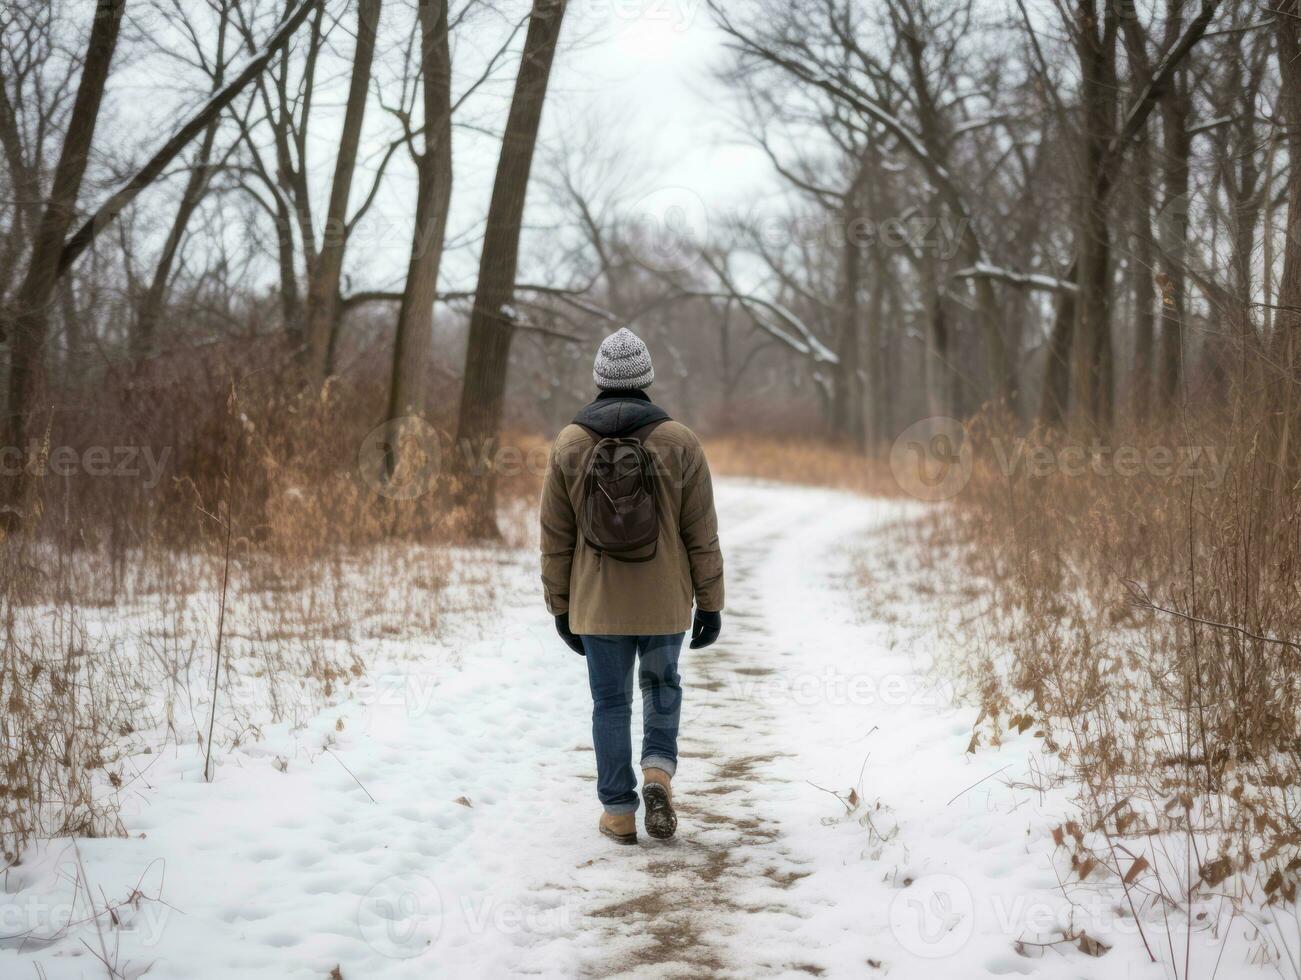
1, 0, 1301, 929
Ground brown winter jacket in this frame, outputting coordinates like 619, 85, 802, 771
540, 393, 724, 635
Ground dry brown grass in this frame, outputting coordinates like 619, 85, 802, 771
0, 345, 544, 858
705, 434, 903, 497
934, 387, 1301, 956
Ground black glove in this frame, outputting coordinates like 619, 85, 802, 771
689, 609, 721, 649
555, 614, 585, 656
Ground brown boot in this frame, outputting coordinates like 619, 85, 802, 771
642, 767, 677, 840
599, 810, 637, 845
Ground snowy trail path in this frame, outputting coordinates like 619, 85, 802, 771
3, 481, 1177, 979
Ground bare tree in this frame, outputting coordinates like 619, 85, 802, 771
1155, 6, 1194, 411
1268, 0, 1300, 494
0, 2, 75, 310
451, 0, 569, 536
710, 0, 1018, 409
1121, 10, 1159, 422
1037, 0, 1219, 428
384, 0, 452, 426
1275, 2, 1301, 341
56, 0, 323, 277
4, 0, 126, 459
131, 0, 237, 363
226, 0, 329, 351
1070, 0, 1119, 431
302, 0, 381, 378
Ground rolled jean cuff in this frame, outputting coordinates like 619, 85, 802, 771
603, 801, 638, 816
641, 755, 677, 777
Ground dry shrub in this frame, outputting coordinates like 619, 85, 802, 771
0, 339, 542, 858
939, 383, 1301, 945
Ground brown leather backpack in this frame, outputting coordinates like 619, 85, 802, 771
575, 419, 667, 562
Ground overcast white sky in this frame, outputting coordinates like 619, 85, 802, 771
553, 0, 772, 200
100, 0, 785, 298
432, 0, 778, 292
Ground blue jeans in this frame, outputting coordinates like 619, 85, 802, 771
581, 633, 685, 815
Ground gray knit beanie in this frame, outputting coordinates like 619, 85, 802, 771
593, 327, 654, 390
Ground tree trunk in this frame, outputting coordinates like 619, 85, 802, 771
5, 0, 126, 461
928, 267, 956, 419
132, 10, 231, 363
0, 66, 42, 306
275, 192, 304, 349
131, 125, 221, 362
59, 277, 82, 390
864, 253, 886, 450
303, 0, 381, 379
1157, 70, 1192, 411
830, 202, 864, 449
1120, 13, 1157, 424
1268, 0, 1301, 499
56, 0, 322, 279
1073, 201, 1113, 430
1038, 275, 1077, 427
895, 16, 1014, 408
383, 0, 452, 430
1130, 137, 1157, 423
1038, 0, 1215, 430
1069, 0, 1117, 433
718, 301, 736, 426
1274, 6, 1301, 342
450, 0, 568, 537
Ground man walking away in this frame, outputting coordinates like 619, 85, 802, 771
540, 327, 724, 845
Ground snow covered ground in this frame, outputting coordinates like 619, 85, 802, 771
2, 479, 1296, 978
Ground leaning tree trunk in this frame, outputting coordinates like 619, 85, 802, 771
303, 0, 381, 378
382, 0, 452, 435
131, 118, 222, 363
55, 0, 322, 278
450, 0, 568, 537
4, 0, 126, 465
